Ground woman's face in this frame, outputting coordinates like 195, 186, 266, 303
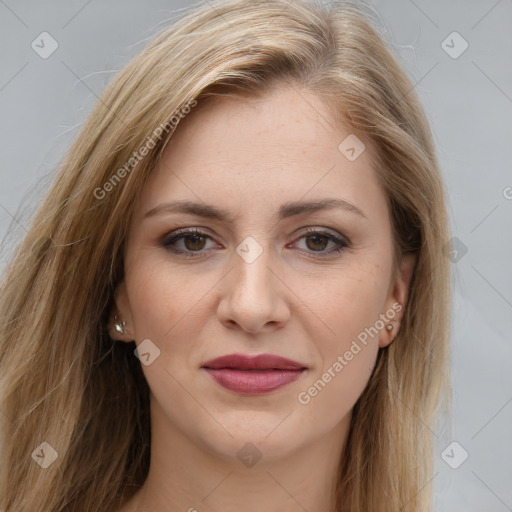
114, 84, 415, 462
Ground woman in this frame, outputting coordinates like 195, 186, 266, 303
0, 0, 451, 511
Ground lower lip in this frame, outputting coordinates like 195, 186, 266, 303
203, 368, 305, 395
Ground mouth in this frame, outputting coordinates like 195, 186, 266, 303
201, 353, 307, 395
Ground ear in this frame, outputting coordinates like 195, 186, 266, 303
378, 252, 417, 348
108, 279, 135, 343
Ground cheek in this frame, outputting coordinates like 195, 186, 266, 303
125, 253, 208, 338
295, 260, 387, 403
298, 258, 388, 348
124, 254, 224, 387
126, 264, 177, 339
298, 345, 378, 425
296, 280, 383, 417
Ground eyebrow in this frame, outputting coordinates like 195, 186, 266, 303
143, 198, 367, 222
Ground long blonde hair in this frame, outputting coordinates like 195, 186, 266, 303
0, 1, 451, 510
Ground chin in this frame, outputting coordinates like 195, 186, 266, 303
193, 412, 308, 464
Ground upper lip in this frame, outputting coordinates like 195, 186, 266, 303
201, 353, 306, 371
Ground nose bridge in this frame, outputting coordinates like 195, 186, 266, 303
232, 235, 274, 302
217, 234, 289, 331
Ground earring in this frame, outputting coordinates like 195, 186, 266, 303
114, 314, 126, 335
385, 324, 393, 332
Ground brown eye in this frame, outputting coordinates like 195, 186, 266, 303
183, 234, 207, 251
305, 233, 329, 251
161, 228, 218, 257
290, 228, 349, 257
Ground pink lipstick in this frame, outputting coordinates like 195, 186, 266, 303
201, 353, 307, 395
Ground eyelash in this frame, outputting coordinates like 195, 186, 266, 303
160, 227, 350, 259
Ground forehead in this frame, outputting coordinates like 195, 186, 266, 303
137, 85, 388, 224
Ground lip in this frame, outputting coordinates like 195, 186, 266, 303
201, 353, 307, 395
202, 353, 305, 371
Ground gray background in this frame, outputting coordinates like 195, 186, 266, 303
0, 1, 511, 510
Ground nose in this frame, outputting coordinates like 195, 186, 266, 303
216, 243, 291, 334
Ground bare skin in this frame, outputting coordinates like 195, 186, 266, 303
112, 83, 416, 512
